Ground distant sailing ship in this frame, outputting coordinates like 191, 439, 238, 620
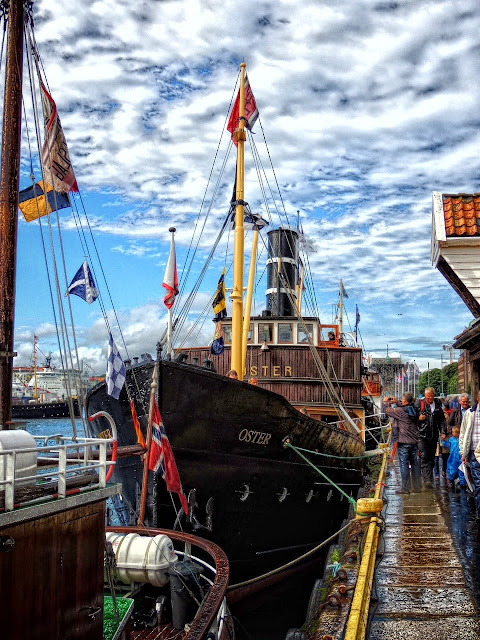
86, 64, 366, 591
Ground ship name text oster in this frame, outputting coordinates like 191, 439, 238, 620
239, 429, 272, 446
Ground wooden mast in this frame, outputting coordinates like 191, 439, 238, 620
0, 0, 25, 429
230, 62, 246, 378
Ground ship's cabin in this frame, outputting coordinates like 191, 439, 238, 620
221, 316, 341, 348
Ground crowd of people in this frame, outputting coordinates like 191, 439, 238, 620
383, 388, 480, 520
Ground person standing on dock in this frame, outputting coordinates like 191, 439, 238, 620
441, 426, 466, 491
459, 390, 480, 519
449, 393, 470, 429
416, 387, 446, 489
384, 392, 421, 494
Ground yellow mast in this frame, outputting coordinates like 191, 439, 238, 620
230, 63, 246, 377
241, 227, 259, 377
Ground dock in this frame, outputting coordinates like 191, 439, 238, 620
302, 453, 480, 640
369, 465, 480, 639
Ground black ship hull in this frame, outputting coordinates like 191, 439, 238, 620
11, 398, 81, 419
86, 359, 364, 585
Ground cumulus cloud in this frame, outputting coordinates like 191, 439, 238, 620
12, 0, 479, 372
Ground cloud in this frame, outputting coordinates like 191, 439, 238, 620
11, 0, 480, 374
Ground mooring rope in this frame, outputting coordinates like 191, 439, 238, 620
227, 516, 371, 591
287, 443, 384, 461
283, 439, 377, 509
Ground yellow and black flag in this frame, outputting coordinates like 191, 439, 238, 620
18, 181, 70, 222
212, 268, 227, 321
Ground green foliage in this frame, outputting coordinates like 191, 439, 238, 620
447, 373, 458, 395
330, 548, 340, 563
418, 362, 458, 396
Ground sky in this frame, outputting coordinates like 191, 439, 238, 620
10, 0, 480, 375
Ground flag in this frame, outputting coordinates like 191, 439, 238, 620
211, 320, 225, 355
340, 281, 349, 299
355, 304, 360, 334
18, 181, 70, 222
106, 333, 126, 399
40, 83, 78, 193
163, 232, 178, 309
212, 268, 227, 321
402, 368, 408, 383
148, 400, 188, 514
230, 210, 269, 230
130, 401, 146, 448
227, 74, 259, 146
66, 260, 99, 303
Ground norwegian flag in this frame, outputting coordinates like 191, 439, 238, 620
162, 231, 178, 309
148, 401, 188, 514
227, 74, 259, 146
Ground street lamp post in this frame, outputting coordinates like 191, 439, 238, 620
440, 353, 444, 396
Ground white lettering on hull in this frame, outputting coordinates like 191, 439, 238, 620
239, 429, 272, 446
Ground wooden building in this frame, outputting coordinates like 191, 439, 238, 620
431, 192, 480, 395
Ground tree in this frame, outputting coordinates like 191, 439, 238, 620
418, 368, 442, 395
418, 362, 458, 396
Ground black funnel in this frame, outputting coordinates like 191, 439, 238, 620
266, 228, 298, 317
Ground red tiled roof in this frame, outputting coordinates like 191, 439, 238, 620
443, 194, 480, 237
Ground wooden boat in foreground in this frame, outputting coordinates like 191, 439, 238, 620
0, 431, 232, 639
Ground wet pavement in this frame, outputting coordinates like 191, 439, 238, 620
369, 463, 480, 639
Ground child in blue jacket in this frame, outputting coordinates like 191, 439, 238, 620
441, 426, 465, 490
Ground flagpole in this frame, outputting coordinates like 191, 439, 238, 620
167, 308, 173, 359
138, 362, 158, 526
241, 226, 258, 378
339, 280, 344, 341
230, 63, 246, 378
296, 262, 304, 314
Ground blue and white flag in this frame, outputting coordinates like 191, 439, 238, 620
66, 260, 99, 304
106, 333, 126, 399
230, 210, 269, 231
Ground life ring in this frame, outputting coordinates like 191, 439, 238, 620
88, 411, 118, 482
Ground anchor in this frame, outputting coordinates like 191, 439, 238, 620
174, 489, 214, 533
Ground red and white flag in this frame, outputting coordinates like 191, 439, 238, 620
162, 232, 178, 309
148, 400, 188, 514
227, 74, 259, 147
40, 83, 78, 194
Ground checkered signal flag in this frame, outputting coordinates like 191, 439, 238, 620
106, 333, 126, 399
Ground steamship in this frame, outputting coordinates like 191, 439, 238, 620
86, 226, 365, 588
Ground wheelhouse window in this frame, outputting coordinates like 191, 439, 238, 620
223, 324, 232, 344
298, 323, 313, 344
320, 327, 337, 342
246, 323, 253, 342
258, 322, 274, 343
278, 323, 293, 343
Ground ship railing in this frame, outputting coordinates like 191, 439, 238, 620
0, 436, 114, 512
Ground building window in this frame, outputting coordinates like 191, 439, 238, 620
258, 323, 274, 343
298, 323, 313, 344
278, 323, 293, 343
247, 323, 253, 342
